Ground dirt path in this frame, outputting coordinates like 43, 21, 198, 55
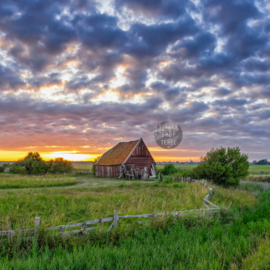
65, 176, 155, 189
0, 175, 156, 191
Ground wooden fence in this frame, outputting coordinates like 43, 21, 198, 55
0, 180, 232, 237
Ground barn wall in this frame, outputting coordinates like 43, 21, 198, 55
96, 165, 122, 177
131, 140, 151, 157
126, 156, 154, 176
126, 140, 155, 176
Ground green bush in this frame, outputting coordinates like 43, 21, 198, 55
48, 158, 73, 174
194, 146, 249, 187
11, 152, 73, 175
9, 165, 26, 175
0, 166, 5, 173
163, 176, 173, 184
161, 164, 179, 175
181, 169, 196, 179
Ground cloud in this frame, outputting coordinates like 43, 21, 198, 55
0, 0, 270, 161
115, 0, 190, 19
214, 88, 232, 97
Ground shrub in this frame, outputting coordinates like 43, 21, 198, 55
11, 152, 73, 175
31, 160, 49, 175
161, 164, 179, 175
194, 146, 249, 187
9, 165, 26, 175
181, 169, 196, 179
0, 166, 5, 173
48, 158, 73, 174
12, 152, 47, 175
163, 176, 173, 184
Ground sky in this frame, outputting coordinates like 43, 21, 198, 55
0, 0, 270, 162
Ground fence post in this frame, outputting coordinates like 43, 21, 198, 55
35, 217, 40, 229
83, 218, 86, 235
226, 202, 232, 212
113, 211, 119, 228
158, 172, 162, 182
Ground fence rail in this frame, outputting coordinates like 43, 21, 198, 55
0, 180, 232, 237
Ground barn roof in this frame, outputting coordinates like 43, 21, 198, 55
96, 139, 140, 166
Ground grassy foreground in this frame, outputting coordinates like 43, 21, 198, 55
240, 237, 270, 270
0, 174, 77, 189
0, 182, 256, 231
0, 188, 268, 270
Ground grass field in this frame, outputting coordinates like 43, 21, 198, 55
247, 175, 270, 182
0, 170, 267, 269
0, 166, 267, 269
72, 163, 270, 173
249, 165, 270, 173
0, 173, 256, 231
72, 164, 92, 171
0, 174, 77, 189
0, 186, 267, 269
240, 237, 270, 270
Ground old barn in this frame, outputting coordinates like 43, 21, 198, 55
95, 138, 156, 179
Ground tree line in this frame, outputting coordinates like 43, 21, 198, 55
0, 152, 73, 175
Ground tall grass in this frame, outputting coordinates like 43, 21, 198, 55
239, 236, 270, 270
0, 188, 269, 269
0, 182, 256, 231
0, 183, 210, 230
246, 175, 270, 182
0, 174, 77, 189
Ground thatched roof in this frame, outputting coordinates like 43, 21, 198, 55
96, 139, 140, 166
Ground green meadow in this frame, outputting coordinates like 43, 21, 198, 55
70, 163, 270, 173
156, 164, 270, 173
0, 179, 255, 230
0, 165, 269, 269
0, 184, 269, 269
0, 174, 77, 189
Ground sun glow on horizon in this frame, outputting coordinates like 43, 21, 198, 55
42, 151, 97, 161
0, 150, 98, 162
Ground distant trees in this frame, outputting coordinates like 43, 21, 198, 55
193, 147, 249, 187
255, 159, 269, 165
10, 152, 73, 175
48, 158, 73, 174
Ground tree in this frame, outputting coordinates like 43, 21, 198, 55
193, 147, 249, 187
12, 152, 47, 175
48, 158, 73, 173
10, 152, 72, 175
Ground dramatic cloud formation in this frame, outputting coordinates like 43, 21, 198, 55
0, 0, 270, 161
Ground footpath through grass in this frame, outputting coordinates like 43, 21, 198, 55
0, 174, 77, 189
0, 186, 268, 269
